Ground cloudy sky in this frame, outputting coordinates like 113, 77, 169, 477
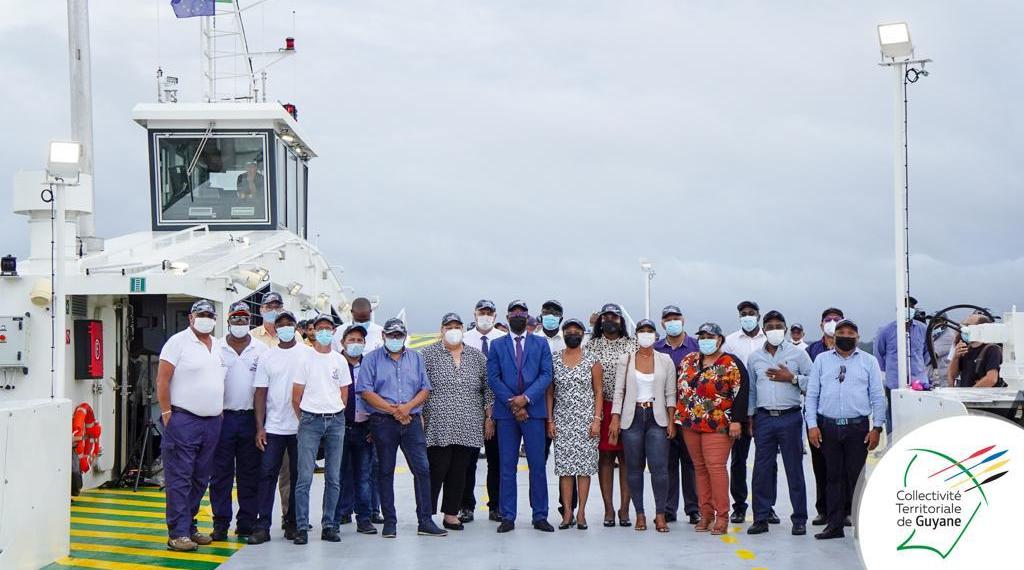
1, 1, 1020, 334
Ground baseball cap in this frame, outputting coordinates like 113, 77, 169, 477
635, 319, 658, 332
661, 305, 683, 318
382, 318, 408, 335
527, 316, 538, 327
821, 307, 844, 321
561, 318, 586, 331
790, 323, 804, 331
262, 291, 283, 306
274, 310, 297, 325
762, 310, 786, 324
475, 299, 497, 311
737, 300, 759, 313
835, 319, 859, 333
541, 299, 564, 312
343, 323, 367, 338
190, 299, 216, 315
696, 322, 724, 337
441, 312, 463, 326
311, 313, 336, 328
507, 299, 528, 312
599, 303, 622, 317
228, 301, 250, 316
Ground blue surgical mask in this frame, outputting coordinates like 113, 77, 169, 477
905, 308, 916, 321
698, 338, 719, 355
740, 315, 758, 332
665, 320, 684, 337
960, 328, 971, 343
262, 309, 279, 323
277, 326, 296, 342
345, 342, 365, 358
541, 315, 560, 331
356, 320, 371, 329
315, 330, 334, 346
385, 337, 405, 353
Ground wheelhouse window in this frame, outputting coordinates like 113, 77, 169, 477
153, 132, 271, 227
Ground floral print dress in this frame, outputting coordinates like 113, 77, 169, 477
675, 352, 750, 434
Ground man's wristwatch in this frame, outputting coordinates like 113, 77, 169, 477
871, 426, 883, 433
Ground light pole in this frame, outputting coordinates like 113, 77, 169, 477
46, 141, 83, 400
640, 259, 655, 320
877, 23, 930, 388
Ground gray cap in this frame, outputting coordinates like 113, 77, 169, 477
311, 313, 336, 327
228, 301, 250, 316
507, 299, 528, 312
262, 291, 283, 306
635, 319, 658, 332
274, 310, 297, 325
661, 305, 683, 318
382, 318, 408, 335
191, 299, 216, 315
441, 312, 463, 326
475, 299, 496, 311
835, 319, 859, 333
696, 322, 724, 337
599, 303, 622, 317
562, 318, 586, 331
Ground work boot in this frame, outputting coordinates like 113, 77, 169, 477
167, 536, 198, 552
190, 532, 213, 545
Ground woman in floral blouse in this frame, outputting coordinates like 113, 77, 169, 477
675, 322, 749, 535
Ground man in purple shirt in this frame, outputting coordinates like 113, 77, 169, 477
653, 305, 702, 525
873, 296, 930, 435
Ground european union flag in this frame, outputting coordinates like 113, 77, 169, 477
170, 0, 214, 19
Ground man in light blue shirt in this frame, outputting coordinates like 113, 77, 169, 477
805, 319, 886, 540
746, 311, 814, 536
873, 296, 929, 434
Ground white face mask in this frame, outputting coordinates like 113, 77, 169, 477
823, 320, 838, 337
476, 315, 495, 332
765, 329, 786, 347
444, 329, 464, 346
229, 325, 250, 339
637, 332, 657, 348
193, 317, 216, 334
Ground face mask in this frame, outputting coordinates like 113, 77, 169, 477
905, 308, 916, 321
835, 336, 857, 352
740, 315, 758, 332
193, 317, 216, 334
355, 320, 371, 328
664, 320, 684, 337
315, 330, 334, 346
229, 325, 250, 339
698, 338, 719, 355
476, 315, 495, 332
960, 328, 971, 343
277, 326, 296, 343
766, 329, 786, 346
262, 309, 279, 323
345, 342, 365, 357
564, 334, 584, 349
637, 332, 656, 348
444, 329, 464, 345
823, 320, 838, 337
601, 320, 619, 336
508, 317, 528, 335
541, 315, 561, 331
385, 337, 405, 353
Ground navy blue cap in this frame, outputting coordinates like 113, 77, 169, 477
762, 310, 786, 324
507, 299, 528, 312
697, 322, 724, 337
661, 305, 683, 318
228, 301, 250, 316
382, 318, 407, 335
737, 300, 759, 313
599, 303, 622, 317
790, 323, 804, 331
527, 316, 538, 327
343, 324, 367, 338
821, 307, 844, 321
274, 310, 297, 324
541, 299, 564, 312
311, 313, 336, 327
262, 291, 284, 306
475, 299, 496, 311
562, 318, 586, 331
190, 299, 216, 315
835, 319, 859, 333
441, 312, 463, 326
635, 319, 658, 332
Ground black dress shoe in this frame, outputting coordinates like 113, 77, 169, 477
246, 529, 270, 545
558, 520, 576, 530
497, 520, 515, 533
339, 514, 353, 525
792, 523, 807, 536
210, 528, 228, 541
730, 511, 746, 524
371, 513, 386, 525
811, 514, 827, 526
382, 524, 397, 538
458, 509, 475, 523
443, 520, 465, 531
283, 525, 297, 541
747, 521, 770, 535
844, 516, 853, 527
814, 527, 845, 540
767, 511, 781, 525
533, 520, 555, 532
321, 529, 341, 542
488, 511, 502, 522
234, 528, 254, 538
293, 530, 308, 545
665, 512, 677, 523
688, 513, 701, 525
356, 521, 378, 535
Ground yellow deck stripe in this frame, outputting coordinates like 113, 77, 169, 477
71, 542, 229, 563
74, 496, 176, 509
71, 505, 211, 521
72, 517, 212, 532
71, 529, 245, 550
89, 490, 168, 499
54, 556, 152, 570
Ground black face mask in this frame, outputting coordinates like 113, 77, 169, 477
835, 336, 857, 352
508, 317, 528, 334
564, 334, 584, 349
601, 321, 620, 336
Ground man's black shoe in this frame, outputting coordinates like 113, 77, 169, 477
844, 516, 853, 527
767, 511, 781, 525
747, 521, 770, 535
321, 528, 341, 542
488, 510, 502, 522
234, 527, 254, 538
443, 520, 464, 531
811, 514, 827, 526
792, 523, 807, 536
814, 527, 845, 540
665, 512, 677, 523
497, 520, 515, 533
382, 523, 397, 538
246, 529, 270, 545
356, 521, 378, 535
688, 513, 701, 525
418, 521, 448, 536
458, 509, 474, 523
730, 511, 746, 524
371, 512, 386, 524
210, 528, 229, 541
293, 530, 308, 545
283, 525, 297, 541
339, 514, 352, 525
533, 520, 555, 532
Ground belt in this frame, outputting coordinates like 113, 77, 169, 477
301, 410, 342, 418
818, 415, 868, 426
224, 409, 254, 415
636, 401, 655, 409
756, 407, 801, 417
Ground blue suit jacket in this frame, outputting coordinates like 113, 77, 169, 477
486, 333, 554, 420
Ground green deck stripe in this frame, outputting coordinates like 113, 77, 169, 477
71, 536, 239, 557
65, 550, 219, 570
70, 511, 202, 525
76, 493, 211, 506
73, 501, 167, 514
71, 522, 170, 535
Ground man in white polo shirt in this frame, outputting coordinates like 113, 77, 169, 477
248, 310, 311, 545
292, 314, 352, 545
210, 301, 268, 541
156, 299, 229, 552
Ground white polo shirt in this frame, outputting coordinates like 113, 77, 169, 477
254, 342, 311, 435
220, 336, 268, 411
160, 328, 228, 417
295, 349, 352, 414
332, 322, 385, 355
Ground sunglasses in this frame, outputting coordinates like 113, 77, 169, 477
838, 365, 846, 383
508, 311, 529, 318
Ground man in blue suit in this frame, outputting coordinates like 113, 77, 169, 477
487, 300, 555, 533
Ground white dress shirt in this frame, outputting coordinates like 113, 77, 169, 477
464, 327, 507, 355
723, 328, 768, 368
535, 329, 566, 353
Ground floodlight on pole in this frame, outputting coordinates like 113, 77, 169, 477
640, 259, 655, 320
47, 141, 83, 181
878, 22, 913, 60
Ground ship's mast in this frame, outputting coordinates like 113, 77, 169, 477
67, 0, 96, 243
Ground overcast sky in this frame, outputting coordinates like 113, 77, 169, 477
1, 1, 1020, 335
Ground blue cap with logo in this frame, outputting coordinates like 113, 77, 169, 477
383, 318, 408, 335
661, 305, 683, 318
475, 299, 497, 311
311, 313, 336, 327
191, 299, 216, 315
441, 312, 463, 326
507, 299, 528, 312
697, 322, 724, 337
262, 291, 283, 306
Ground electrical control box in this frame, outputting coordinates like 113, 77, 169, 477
0, 315, 29, 370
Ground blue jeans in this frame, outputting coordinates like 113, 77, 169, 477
368, 414, 433, 526
620, 405, 670, 515
335, 421, 374, 524
256, 433, 296, 532
295, 412, 346, 531
752, 409, 807, 524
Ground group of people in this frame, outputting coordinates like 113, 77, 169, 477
155, 291, 1006, 551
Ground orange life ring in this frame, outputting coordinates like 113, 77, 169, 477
72, 403, 102, 473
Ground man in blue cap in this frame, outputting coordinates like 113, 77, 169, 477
156, 299, 228, 552
488, 300, 555, 533
251, 291, 285, 347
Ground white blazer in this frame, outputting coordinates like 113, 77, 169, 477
611, 350, 677, 429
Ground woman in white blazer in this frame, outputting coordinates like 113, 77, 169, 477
608, 319, 677, 533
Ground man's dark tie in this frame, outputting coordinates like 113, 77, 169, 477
480, 335, 489, 356
514, 336, 525, 394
